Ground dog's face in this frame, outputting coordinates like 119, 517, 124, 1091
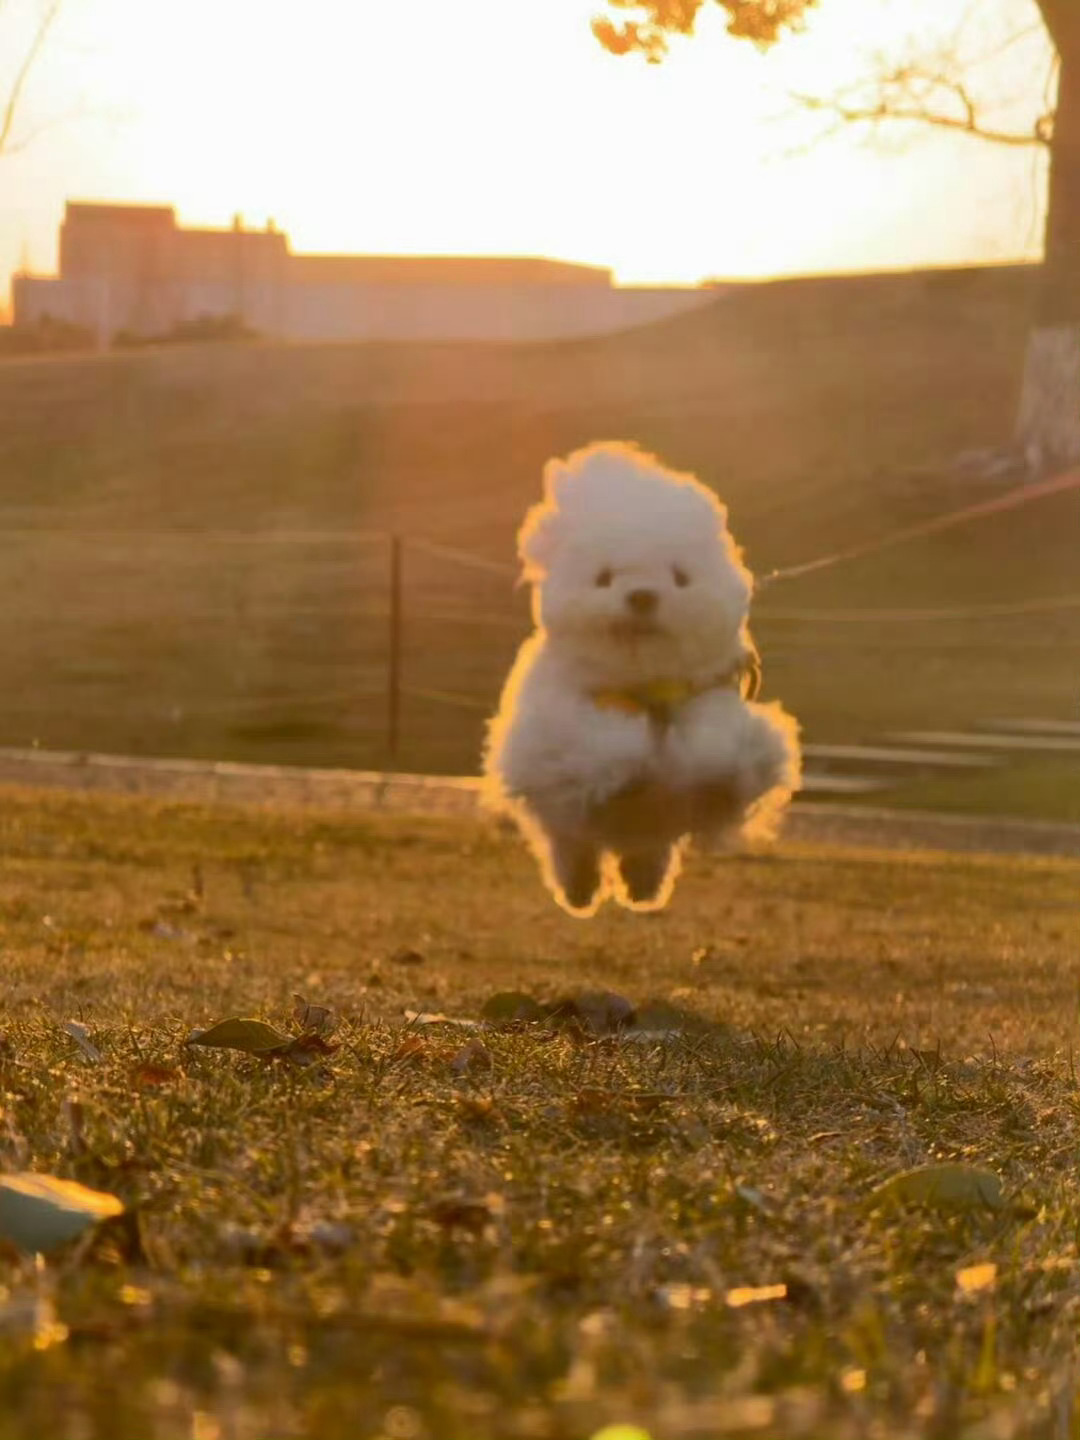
519, 443, 752, 677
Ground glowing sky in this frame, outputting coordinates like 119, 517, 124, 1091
0, 0, 1054, 304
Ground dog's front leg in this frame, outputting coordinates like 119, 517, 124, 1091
669, 690, 799, 837
547, 832, 603, 914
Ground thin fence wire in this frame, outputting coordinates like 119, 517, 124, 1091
3, 464, 1079, 763
0, 529, 392, 546
757, 466, 1080, 588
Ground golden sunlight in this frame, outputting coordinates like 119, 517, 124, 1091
2, 0, 1052, 293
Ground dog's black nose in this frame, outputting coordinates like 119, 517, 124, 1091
626, 588, 659, 616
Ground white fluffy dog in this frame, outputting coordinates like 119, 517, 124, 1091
483, 441, 801, 915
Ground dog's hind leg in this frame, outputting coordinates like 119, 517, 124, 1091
548, 833, 603, 914
615, 845, 678, 909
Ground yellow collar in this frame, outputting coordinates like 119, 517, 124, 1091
591, 659, 753, 720
591, 678, 700, 717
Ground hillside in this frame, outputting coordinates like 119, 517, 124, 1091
1, 261, 1076, 808
0, 263, 1039, 560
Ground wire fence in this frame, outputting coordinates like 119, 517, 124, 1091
1, 463, 1078, 771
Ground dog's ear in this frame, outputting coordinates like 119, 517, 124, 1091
517, 501, 563, 580
517, 460, 570, 579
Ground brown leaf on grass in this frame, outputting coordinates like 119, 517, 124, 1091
392, 1035, 429, 1064
957, 1262, 997, 1296
390, 947, 426, 967
725, 1282, 788, 1309
451, 1040, 493, 1075
868, 1164, 1004, 1213
572, 1087, 613, 1116
427, 1192, 504, 1235
390, 1035, 455, 1067
130, 1063, 181, 1090
456, 1095, 497, 1123
480, 992, 547, 1025
184, 1018, 292, 1056
291, 994, 337, 1037
62, 1020, 103, 1064
277, 1032, 338, 1067
402, 1010, 482, 1031
548, 991, 636, 1036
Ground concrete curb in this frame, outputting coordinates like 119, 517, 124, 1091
0, 745, 1077, 859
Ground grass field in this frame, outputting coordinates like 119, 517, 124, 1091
2, 262, 1079, 817
1, 786, 1079, 1438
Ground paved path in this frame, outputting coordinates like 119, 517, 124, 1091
0, 745, 1078, 860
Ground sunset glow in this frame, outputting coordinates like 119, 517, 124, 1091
1, 0, 1053, 301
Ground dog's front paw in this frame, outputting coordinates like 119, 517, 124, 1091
615, 846, 677, 907
549, 837, 603, 914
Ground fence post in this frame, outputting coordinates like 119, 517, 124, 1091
386, 534, 403, 768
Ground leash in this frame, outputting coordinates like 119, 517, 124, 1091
756, 467, 1080, 591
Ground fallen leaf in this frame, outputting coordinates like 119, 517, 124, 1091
390, 948, 425, 967
62, 1020, 103, 1064
277, 1032, 338, 1066
184, 1017, 292, 1056
480, 992, 546, 1024
655, 1283, 712, 1312
456, 1095, 497, 1122
548, 991, 636, 1035
130, 1063, 181, 1089
725, 1283, 788, 1309
868, 1164, 1004, 1213
390, 1035, 455, 1067
451, 1040, 493, 1075
291, 994, 337, 1037
957, 1262, 998, 1295
428, 1193, 504, 1234
573, 1088, 613, 1116
0, 1174, 124, 1254
391, 1035, 431, 1064
402, 1010, 481, 1031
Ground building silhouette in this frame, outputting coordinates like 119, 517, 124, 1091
13, 201, 710, 346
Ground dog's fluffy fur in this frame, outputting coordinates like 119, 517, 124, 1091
483, 441, 801, 915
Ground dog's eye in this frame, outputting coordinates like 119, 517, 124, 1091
672, 566, 690, 588
595, 568, 613, 588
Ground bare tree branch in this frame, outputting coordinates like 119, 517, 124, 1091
1, 0, 63, 156
0, 101, 85, 156
792, 92, 1050, 149
791, 43, 1055, 154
